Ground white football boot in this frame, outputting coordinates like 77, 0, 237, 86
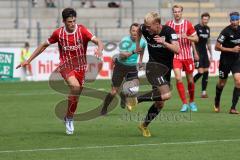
64, 117, 74, 135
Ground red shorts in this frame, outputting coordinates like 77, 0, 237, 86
59, 68, 85, 86
173, 59, 194, 74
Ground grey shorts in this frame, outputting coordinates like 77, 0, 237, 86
112, 59, 138, 87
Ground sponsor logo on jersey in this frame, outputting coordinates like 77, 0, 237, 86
148, 43, 165, 48
231, 39, 240, 44
171, 34, 178, 40
148, 36, 166, 48
199, 34, 209, 38
63, 45, 82, 51
218, 35, 225, 42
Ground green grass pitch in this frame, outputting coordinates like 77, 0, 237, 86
0, 77, 240, 160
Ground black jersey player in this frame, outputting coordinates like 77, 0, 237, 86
126, 12, 179, 137
193, 12, 212, 98
214, 12, 240, 114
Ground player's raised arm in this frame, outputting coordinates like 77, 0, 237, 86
16, 41, 50, 69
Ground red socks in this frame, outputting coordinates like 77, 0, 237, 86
176, 82, 187, 104
67, 96, 78, 118
188, 82, 195, 103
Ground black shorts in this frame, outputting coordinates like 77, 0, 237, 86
145, 61, 171, 87
219, 57, 240, 79
196, 53, 210, 68
112, 59, 138, 87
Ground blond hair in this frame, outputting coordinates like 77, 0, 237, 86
144, 12, 161, 24
172, 5, 183, 12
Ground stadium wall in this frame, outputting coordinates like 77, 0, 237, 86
0, 45, 221, 81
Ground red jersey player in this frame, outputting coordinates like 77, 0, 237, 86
166, 5, 199, 112
16, 8, 104, 135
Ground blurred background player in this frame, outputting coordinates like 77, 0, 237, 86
16, 8, 104, 134
214, 11, 240, 114
166, 5, 199, 112
20, 42, 33, 81
193, 12, 212, 98
130, 12, 179, 137
100, 23, 146, 115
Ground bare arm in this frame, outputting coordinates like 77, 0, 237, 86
207, 38, 213, 59
16, 41, 49, 69
215, 41, 240, 53
192, 42, 198, 55
27, 42, 49, 63
153, 35, 179, 53
135, 26, 143, 53
139, 51, 144, 63
119, 49, 144, 60
119, 51, 133, 59
186, 33, 199, 43
91, 36, 104, 57
191, 42, 199, 61
163, 40, 180, 53
120, 24, 145, 60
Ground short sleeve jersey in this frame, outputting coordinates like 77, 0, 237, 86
47, 24, 94, 71
166, 19, 196, 60
194, 24, 210, 55
140, 24, 178, 67
118, 36, 146, 66
217, 25, 240, 60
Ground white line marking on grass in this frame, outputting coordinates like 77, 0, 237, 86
1, 88, 107, 96
1, 139, 240, 154
0, 92, 56, 96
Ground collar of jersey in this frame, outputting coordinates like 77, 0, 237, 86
64, 24, 77, 35
173, 19, 184, 25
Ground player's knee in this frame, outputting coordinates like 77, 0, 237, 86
218, 81, 226, 88
70, 84, 82, 93
175, 76, 182, 82
161, 91, 172, 100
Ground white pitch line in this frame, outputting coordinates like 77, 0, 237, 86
0, 92, 56, 96
0, 88, 106, 96
0, 139, 240, 154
